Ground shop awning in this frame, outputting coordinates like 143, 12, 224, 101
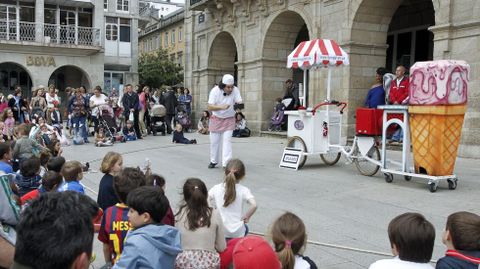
287, 39, 349, 69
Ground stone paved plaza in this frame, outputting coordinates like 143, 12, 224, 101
63, 134, 480, 269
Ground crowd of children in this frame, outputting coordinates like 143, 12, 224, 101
1, 145, 479, 269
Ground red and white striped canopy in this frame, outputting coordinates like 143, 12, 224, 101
287, 39, 349, 69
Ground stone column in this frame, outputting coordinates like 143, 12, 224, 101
35, 0, 44, 42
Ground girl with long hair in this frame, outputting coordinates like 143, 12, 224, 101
208, 159, 257, 239
175, 178, 226, 269
271, 212, 317, 269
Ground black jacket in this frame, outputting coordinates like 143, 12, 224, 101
8, 97, 27, 121
161, 90, 178, 115
122, 92, 140, 115
436, 250, 480, 269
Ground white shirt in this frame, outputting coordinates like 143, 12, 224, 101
89, 94, 108, 116
208, 183, 254, 238
294, 255, 311, 269
208, 86, 242, 119
46, 94, 59, 108
369, 257, 434, 269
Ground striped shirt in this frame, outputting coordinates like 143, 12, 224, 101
98, 203, 131, 263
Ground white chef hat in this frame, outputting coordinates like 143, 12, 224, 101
222, 74, 234, 85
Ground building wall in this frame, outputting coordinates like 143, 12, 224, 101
104, 0, 139, 88
139, 9, 185, 66
185, 0, 480, 158
0, 0, 104, 93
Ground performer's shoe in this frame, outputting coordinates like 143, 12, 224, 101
208, 162, 217, 168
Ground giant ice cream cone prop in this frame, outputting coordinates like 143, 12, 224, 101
408, 60, 469, 176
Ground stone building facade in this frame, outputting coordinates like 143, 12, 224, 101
139, 7, 185, 67
0, 0, 139, 97
184, 0, 480, 158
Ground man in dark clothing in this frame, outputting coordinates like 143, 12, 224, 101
161, 87, 178, 134
121, 84, 142, 139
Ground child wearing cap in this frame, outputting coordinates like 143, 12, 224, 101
436, 211, 480, 269
232, 235, 281, 269
368, 212, 435, 269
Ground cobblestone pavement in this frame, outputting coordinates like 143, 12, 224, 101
63, 133, 480, 269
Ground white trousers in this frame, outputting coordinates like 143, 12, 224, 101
210, 130, 233, 167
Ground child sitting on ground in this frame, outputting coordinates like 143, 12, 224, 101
233, 112, 250, 137
14, 157, 42, 197
146, 174, 174, 226
2, 109, 15, 141
38, 151, 50, 177
208, 159, 257, 239
98, 167, 146, 267
436, 211, 480, 269
21, 171, 62, 206
13, 124, 45, 161
122, 120, 137, 141
113, 186, 182, 269
175, 178, 226, 269
271, 212, 318, 269
0, 142, 13, 174
46, 156, 66, 173
95, 127, 113, 147
59, 160, 85, 194
47, 139, 62, 157
368, 212, 435, 269
197, 110, 210, 135
172, 123, 197, 144
97, 152, 123, 211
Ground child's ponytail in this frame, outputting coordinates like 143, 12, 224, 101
271, 212, 307, 269
223, 159, 245, 207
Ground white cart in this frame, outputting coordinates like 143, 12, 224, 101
280, 39, 350, 169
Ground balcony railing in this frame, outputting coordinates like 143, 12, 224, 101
190, 0, 209, 10
0, 20, 101, 47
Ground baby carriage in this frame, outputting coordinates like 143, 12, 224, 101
149, 104, 167, 136
268, 104, 286, 131
97, 105, 117, 143
175, 105, 192, 132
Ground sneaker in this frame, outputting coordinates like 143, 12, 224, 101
208, 162, 217, 169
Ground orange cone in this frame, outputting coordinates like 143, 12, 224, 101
409, 105, 466, 176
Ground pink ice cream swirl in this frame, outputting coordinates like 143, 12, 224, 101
409, 60, 469, 105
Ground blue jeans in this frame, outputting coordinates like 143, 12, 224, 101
71, 116, 88, 141
392, 127, 403, 142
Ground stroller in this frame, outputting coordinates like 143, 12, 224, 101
149, 104, 167, 136
97, 105, 118, 143
175, 104, 192, 132
268, 103, 286, 131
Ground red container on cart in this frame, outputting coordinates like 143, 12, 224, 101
355, 108, 383, 136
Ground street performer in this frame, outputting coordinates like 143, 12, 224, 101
207, 74, 243, 168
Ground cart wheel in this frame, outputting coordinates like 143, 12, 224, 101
384, 173, 394, 183
320, 152, 341, 166
447, 178, 458, 190
428, 182, 438, 193
354, 146, 381, 176
404, 176, 412, 181
286, 136, 308, 169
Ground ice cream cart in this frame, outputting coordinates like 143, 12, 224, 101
280, 39, 349, 169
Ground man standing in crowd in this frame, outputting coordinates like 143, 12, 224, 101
122, 84, 142, 139
161, 86, 178, 134
207, 74, 243, 168
284, 79, 300, 110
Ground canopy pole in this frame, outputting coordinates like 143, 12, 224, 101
327, 68, 332, 101
303, 70, 307, 107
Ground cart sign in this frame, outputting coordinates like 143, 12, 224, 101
279, 147, 303, 170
